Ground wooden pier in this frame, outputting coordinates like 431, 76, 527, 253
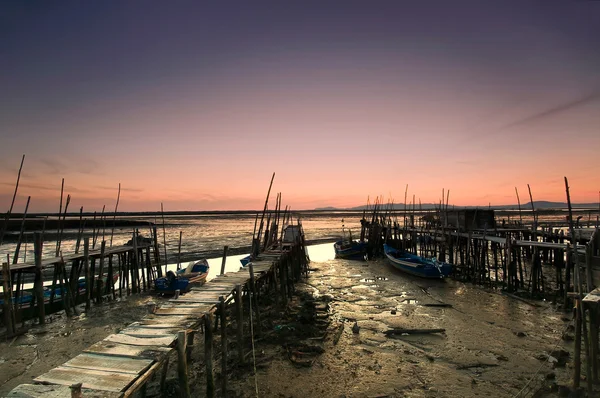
1, 228, 164, 334
7, 228, 309, 397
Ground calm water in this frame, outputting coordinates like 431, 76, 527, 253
1, 210, 598, 266
0, 213, 364, 265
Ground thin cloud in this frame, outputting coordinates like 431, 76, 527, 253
500, 91, 600, 130
94, 185, 144, 193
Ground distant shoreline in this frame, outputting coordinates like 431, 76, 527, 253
2, 205, 599, 219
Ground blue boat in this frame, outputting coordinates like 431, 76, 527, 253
176, 259, 210, 284
154, 271, 191, 294
240, 255, 251, 267
334, 240, 367, 259
383, 244, 452, 279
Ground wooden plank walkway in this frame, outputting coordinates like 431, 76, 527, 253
8, 243, 152, 272
8, 258, 276, 397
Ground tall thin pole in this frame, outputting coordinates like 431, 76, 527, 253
0, 154, 25, 246
161, 202, 168, 275
109, 183, 121, 247
515, 187, 523, 225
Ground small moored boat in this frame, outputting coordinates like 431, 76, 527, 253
176, 259, 210, 284
334, 240, 367, 259
383, 244, 452, 279
154, 271, 191, 295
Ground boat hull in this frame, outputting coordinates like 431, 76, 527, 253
334, 240, 367, 259
383, 244, 452, 279
176, 259, 210, 284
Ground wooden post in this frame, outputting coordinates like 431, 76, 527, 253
96, 240, 106, 304
60, 258, 77, 316
205, 313, 215, 398
220, 296, 228, 396
58, 260, 72, 318
83, 238, 91, 311
186, 330, 194, 362
132, 232, 139, 294
152, 225, 162, 277
34, 233, 45, 324
2, 262, 15, 335
235, 284, 244, 363
220, 246, 229, 275
173, 230, 181, 271
177, 330, 191, 398
160, 357, 170, 395
69, 383, 83, 398
248, 261, 261, 332
574, 298, 582, 388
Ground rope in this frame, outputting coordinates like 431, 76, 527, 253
248, 282, 259, 397
512, 317, 574, 398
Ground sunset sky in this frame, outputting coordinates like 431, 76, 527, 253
1, 1, 599, 212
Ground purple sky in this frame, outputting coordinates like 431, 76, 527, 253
1, 1, 599, 212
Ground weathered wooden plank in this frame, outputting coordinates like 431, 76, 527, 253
121, 326, 178, 337
35, 366, 136, 392
85, 341, 172, 359
129, 321, 182, 328
64, 353, 153, 375
104, 333, 176, 347
154, 307, 203, 316
170, 299, 220, 304
139, 317, 197, 327
7, 384, 122, 398
121, 359, 164, 398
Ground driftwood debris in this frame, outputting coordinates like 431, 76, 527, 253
384, 328, 446, 336
421, 303, 453, 308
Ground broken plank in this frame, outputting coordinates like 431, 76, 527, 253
170, 299, 220, 304
121, 359, 163, 398
104, 333, 176, 347
154, 307, 203, 316
121, 326, 178, 338
384, 328, 446, 336
35, 366, 136, 392
63, 353, 153, 375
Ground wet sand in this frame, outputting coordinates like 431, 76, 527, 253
229, 256, 577, 398
0, 254, 582, 397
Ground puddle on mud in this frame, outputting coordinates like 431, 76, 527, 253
351, 284, 374, 290
359, 276, 389, 283
401, 298, 419, 304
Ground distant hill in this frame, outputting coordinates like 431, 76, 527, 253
316, 201, 599, 211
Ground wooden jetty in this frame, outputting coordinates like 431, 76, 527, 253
1, 229, 163, 335
7, 229, 309, 397
360, 200, 598, 300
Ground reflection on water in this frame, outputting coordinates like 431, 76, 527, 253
2, 211, 594, 265
306, 243, 336, 263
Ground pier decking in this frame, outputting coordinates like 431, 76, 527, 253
8, 260, 271, 397
7, 240, 309, 397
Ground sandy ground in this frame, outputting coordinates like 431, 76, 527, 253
0, 256, 590, 398
0, 294, 154, 395
227, 257, 585, 398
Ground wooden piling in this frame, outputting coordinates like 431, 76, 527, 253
248, 260, 261, 332
220, 296, 228, 396
234, 284, 244, 363
159, 357, 170, 395
205, 313, 215, 398
574, 298, 582, 388
96, 241, 106, 304
220, 246, 229, 275
34, 233, 45, 324
2, 262, 15, 335
177, 330, 191, 398
84, 238, 91, 311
